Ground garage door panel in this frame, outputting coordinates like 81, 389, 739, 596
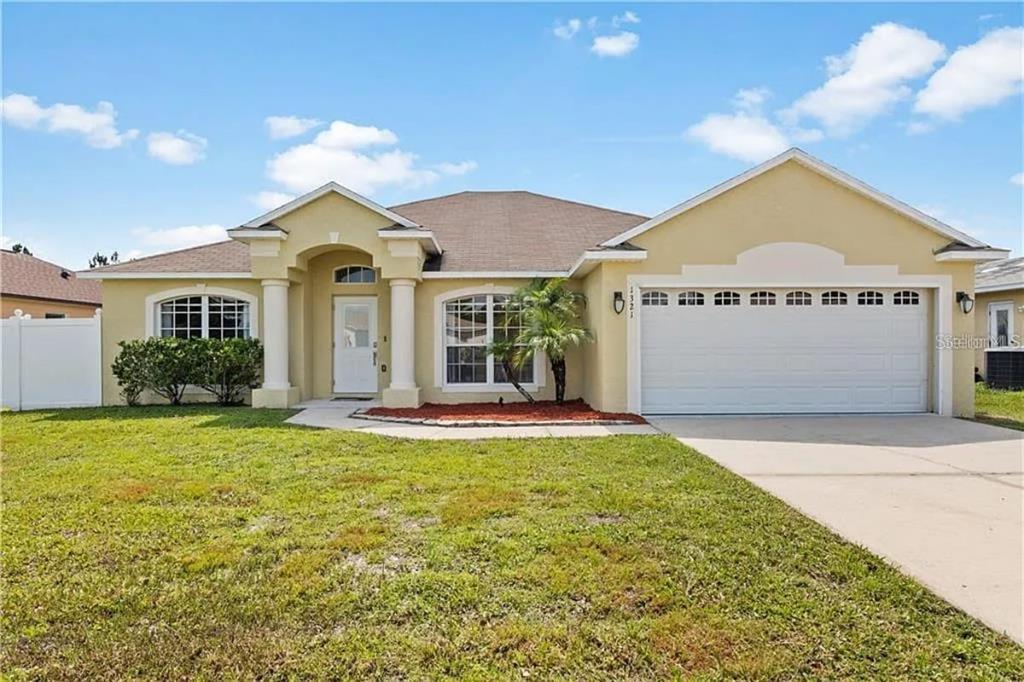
640, 287, 928, 414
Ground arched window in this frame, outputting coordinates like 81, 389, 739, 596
641, 291, 669, 306
750, 291, 776, 306
334, 265, 376, 284
443, 294, 534, 385
858, 290, 884, 306
894, 290, 920, 305
678, 291, 704, 306
714, 291, 741, 306
786, 291, 812, 306
822, 291, 848, 306
159, 295, 251, 339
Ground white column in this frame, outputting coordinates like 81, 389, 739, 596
389, 278, 417, 390
261, 279, 291, 390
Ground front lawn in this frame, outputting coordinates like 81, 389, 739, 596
3, 407, 1022, 678
975, 384, 1024, 431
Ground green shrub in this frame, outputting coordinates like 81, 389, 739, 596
112, 336, 263, 406
111, 340, 148, 406
140, 337, 204, 405
193, 338, 263, 406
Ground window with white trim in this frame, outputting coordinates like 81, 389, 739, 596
443, 294, 534, 385
678, 291, 704, 306
822, 291, 848, 306
641, 291, 668, 306
714, 291, 741, 306
894, 290, 920, 305
159, 295, 251, 339
334, 265, 376, 284
857, 290, 884, 306
750, 291, 776, 306
786, 291, 812, 306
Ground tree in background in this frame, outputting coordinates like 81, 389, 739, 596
10, 243, 32, 256
89, 251, 120, 268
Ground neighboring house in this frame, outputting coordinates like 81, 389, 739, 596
81, 149, 1007, 416
974, 257, 1024, 379
1, 249, 102, 319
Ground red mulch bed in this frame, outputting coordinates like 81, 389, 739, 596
364, 399, 647, 424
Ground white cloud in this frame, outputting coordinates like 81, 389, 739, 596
553, 18, 581, 40
914, 27, 1024, 121
1011, 172, 1024, 187
0, 93, 139, 149
783, 23, 946, 135
264, 119, 467, 196
733, 87, 772, 113
612, 11, 640, 27
687, 112, 790, 163
265, 115, 322, 139
146, 130, 207, 165
315, 120, 399, 149
131, 224, 227, 251
436, 160, 478, 176
591, 31, 639, 57
251, 191, 296, 210
906, 120, 936, 135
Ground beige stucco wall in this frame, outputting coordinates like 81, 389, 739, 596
581, 160, 978, 416
975, 289, 1024, 378
2, 296, 100, 319
99, 278, 263, 405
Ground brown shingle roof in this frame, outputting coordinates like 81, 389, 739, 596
82, 191, 646, 276
977, 257, 1024, 291
83, 240, 251, 275
1, 250, 102, 305
393, 189, 643, 270
392, 191, 647, 272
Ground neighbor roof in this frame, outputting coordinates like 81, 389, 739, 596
394, 191, 647, 272
976, 257, 1024, 293
1, 249, 102, 305
81, 240, 251, 277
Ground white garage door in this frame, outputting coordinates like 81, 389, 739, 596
640, 287, 929, 414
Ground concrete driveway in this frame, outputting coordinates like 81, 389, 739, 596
649, 415, 1024, 644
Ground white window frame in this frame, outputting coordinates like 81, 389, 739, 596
433, 285, 545, 392
987, 301, 1015, 349
786, 291, 812, 306
332, 264, 377, 284
144, 286, 260, 339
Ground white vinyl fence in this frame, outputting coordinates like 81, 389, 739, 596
1, 309, 102, 411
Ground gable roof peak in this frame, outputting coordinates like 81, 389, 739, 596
600, 147, 987, 249
239, 181, 421, 231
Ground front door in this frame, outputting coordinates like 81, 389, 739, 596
333, 296, 378, 394
989, 302, 1014, 348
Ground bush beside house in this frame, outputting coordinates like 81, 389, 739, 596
112, 337, 262, 406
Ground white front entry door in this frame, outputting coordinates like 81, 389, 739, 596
639, 287, 929, 414
333, 296, 378, 394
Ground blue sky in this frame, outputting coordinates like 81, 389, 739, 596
3, 3, 1022, 268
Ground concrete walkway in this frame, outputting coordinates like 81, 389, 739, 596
650, 414, 1024, 644
286, 400, 658, 439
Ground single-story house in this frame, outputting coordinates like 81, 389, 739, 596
81, 148, 1008, 416
2, 249, 102, 319
975, 257, 1023, 379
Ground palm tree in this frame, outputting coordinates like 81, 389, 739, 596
512, 279, 593, 404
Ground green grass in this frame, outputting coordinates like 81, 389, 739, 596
3, 407, 1022, 679
975, 384, 1024, 431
